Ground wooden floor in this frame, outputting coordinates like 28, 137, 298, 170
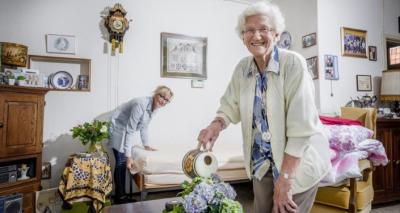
124, 182, 400, 213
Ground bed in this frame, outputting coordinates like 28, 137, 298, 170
130, 137, 248, 200
130, 107, 388, 202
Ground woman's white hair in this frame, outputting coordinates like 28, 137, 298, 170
235, 1, 285, 39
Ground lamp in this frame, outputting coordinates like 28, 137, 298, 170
380, 69, 400, 114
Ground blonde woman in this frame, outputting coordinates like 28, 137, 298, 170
109, 85, 173, 204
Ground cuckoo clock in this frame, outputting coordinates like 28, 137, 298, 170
104, 3, 130, 54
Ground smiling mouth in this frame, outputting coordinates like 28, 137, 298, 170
251, 41, 265, 46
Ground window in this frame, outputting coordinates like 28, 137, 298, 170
387, 38, 400, 69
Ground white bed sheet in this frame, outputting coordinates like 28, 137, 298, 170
131, 144, 245, 175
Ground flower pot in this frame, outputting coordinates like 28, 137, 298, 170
8, 79, 15, 85
17, 80, 26, 86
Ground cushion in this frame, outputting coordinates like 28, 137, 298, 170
315, 174, 373, 210
324, 125, 374, 152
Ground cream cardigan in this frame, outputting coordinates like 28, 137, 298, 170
216, 49, 331, 194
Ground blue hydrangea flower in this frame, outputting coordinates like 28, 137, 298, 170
183, 192, 208, 213
214, 182, 237, 200
193, 182, 215, 203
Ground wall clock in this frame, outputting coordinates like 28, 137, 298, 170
104, 3, 130, 54
277, 31, 292, 49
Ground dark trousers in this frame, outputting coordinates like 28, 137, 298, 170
113, 149, 127, 200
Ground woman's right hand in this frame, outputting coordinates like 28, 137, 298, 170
197, 122, 223, 150
126, 157, 135, 170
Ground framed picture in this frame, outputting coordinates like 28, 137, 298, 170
302, 33, 317, 48
368, 46, 377, 61
306, 56, 318, 80
1, 42, 28, 67
41, 162, 51, 179
324, 55, 339, 80
356, 75, 372, 91
341, 27, 367, 58
160, 32, 207, 79
46, 34, 76, 54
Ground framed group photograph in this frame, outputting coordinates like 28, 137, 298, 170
302, 33, 317, 48
368, 46, 377, 61
356, 75, 372, 91
160, 32, 207, 79
324, 55, 339, 80
341, 27, 367, 58
306, 56, 318, 80
46, 34, 76, 55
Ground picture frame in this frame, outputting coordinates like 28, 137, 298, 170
41, 162, 51, 179
324, 55, 339, 80
356, 75, 372, 91
368, 46, 377, 61
341, 27, 367, 58
306, 56, 318, 80
1, 42, 28, 67
46, 34, 76, 55
160, 32, 207, 79
302, 33, 317, 48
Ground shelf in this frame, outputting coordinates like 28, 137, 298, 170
28, 55, 91, 92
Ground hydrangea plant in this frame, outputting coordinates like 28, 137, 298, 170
164, 174, 244, 213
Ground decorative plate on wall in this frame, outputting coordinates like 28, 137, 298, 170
277, 31, 292, 49
50, 71, 73, 89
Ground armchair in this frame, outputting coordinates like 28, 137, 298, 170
311, 107, 377, 213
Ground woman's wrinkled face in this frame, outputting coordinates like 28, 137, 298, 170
153, 91, 172, 109
242, 14, 278, 59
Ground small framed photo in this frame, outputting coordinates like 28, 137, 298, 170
341, 27, 367, 58
302, 33, 317, 48
46, 34, 76, 54
324, 55, 339, 80
368, 46, 377, 61
306, 56, 318, 80
41, 162, 51, 179
160, 32, 207, 79
356, 75, 372, 91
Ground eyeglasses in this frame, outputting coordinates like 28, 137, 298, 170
242, 27, 274, 36
159, 94, 171, 103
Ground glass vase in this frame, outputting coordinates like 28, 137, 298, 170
87, 142, 104, 154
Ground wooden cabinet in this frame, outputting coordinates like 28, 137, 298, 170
0, 85, 48, 213
373, 118, 400, 204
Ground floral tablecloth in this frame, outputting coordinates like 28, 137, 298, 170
58, 153, 112, 212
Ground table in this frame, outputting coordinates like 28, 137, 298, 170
103, 197, 181, 213
59, 153, 112, 212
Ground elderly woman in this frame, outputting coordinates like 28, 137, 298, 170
109, 85, 173, 204
197, 2, 330, 213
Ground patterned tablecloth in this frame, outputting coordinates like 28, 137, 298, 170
59, 153, 112, 212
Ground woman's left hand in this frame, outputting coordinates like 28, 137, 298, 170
144, 146, 157, 151
273, 177, 298, 213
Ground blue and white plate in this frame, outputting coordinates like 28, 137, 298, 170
50, 71, 73, 89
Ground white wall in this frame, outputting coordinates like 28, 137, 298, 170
0, 0, 248, 188
317, 0, 387, 114
383, 0, 400, 37
275, 0, 320, 107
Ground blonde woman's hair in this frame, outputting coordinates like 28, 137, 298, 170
153, 85, 174, 97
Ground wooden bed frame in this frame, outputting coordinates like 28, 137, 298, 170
130, 172, 249, 201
